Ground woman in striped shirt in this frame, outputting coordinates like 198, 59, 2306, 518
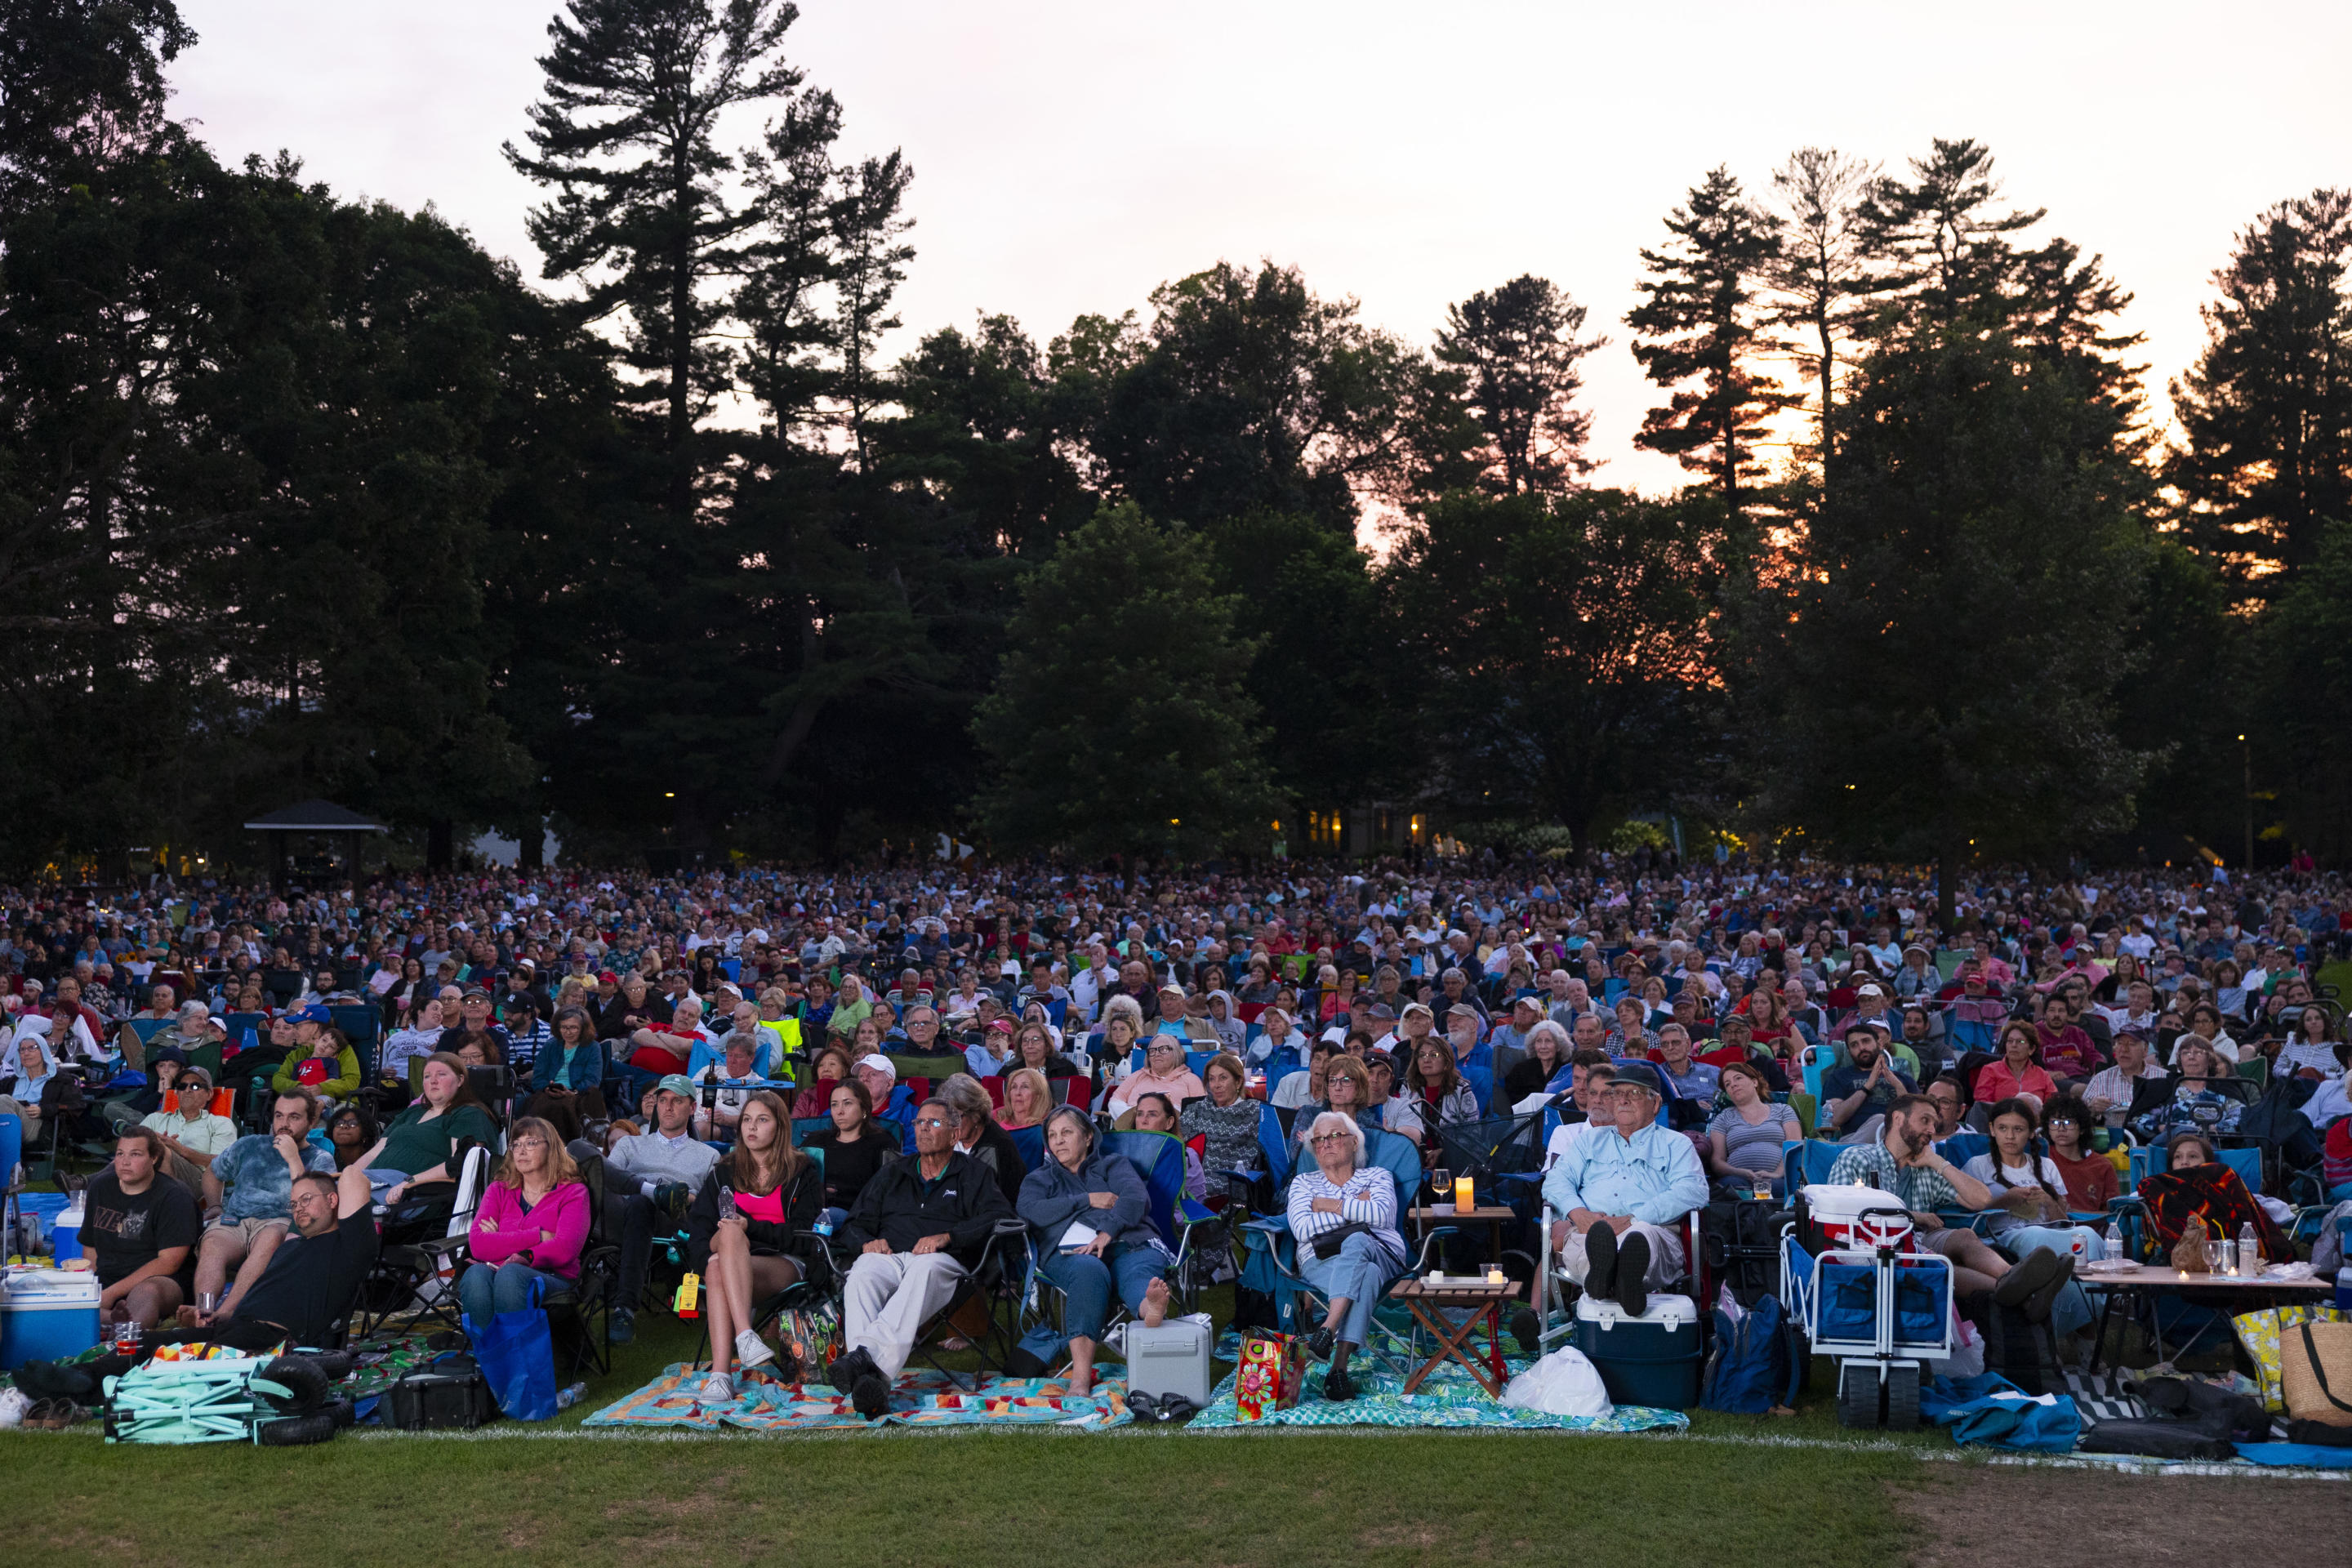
1285, 1111, 1406, 1402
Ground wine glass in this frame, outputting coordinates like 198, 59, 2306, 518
1430, 1167, 1451, 1211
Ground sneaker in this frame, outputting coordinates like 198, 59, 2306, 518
1582, 1223, 1619, 1298
698, 1372, 734, 1404
1322, 1365, 1359, 1402
826, 1347, 875, 1394
1303, 1327, 1337, 1362
608, 1308, 635, 1346
734, 1329, 776, 1370
1509, 1307, 1542, 1358
1614, 1232, 1651, 1318
850, 1370, 891, 1421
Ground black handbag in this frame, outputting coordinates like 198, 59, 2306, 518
386, 1356, 499, 1431
1309, 1220, 1371, 1259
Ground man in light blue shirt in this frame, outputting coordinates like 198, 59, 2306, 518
1540, 1062, 1707, 1314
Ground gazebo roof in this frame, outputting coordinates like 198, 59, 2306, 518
242, 799, 389, 833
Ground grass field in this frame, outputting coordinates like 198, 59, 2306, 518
11, 1302, 2344, 1568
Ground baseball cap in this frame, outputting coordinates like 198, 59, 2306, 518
1606, 1061, 1665, 1094
292, 1003, 332, 1025
1446, 1002, 1482, 1020
655, 1073, 697, 1099
854, 1053, 898, 1080
597, 970, 618, 985
179, 1066, 212, 1090
1856, 983, 1886, 998
461, 985, 491, 1001
1366, 1003, 1397, 1020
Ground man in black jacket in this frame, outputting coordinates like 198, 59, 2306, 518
827, 1098, 1012, 1418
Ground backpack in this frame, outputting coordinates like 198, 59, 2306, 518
1699, 1294, 1802, 1414
1978, 1298, 2064, 1396
1699, 1198, 1786, 1306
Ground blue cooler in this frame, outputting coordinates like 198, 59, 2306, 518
2, 1267, 104, 1370
1571, 1291, 1702, 1410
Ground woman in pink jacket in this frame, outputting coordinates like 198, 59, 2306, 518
457, 1116, 591, 1320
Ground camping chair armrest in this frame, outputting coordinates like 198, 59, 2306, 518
1408, 1226, 1459, 1275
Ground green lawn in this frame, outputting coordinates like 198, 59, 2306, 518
6, 1423, 1927, 1568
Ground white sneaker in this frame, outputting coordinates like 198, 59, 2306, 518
734, 1329, 776, 1370
699, 1372, 734, 1403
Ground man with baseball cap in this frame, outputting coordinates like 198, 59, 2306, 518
1539, 1062, 1707, 1316
853, 1053, 919, 1152
586, 1074, 721, 1343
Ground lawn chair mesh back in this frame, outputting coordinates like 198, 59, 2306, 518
1433, 1108, 1548, 1206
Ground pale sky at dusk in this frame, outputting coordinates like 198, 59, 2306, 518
172, 1, 2352, 495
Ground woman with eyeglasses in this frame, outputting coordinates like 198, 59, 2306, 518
1106, 1031, 1205, 1117
1004, 1105, 1173, 1396
1285, 1111, 1406, 1403
457, 1115, 591, 1322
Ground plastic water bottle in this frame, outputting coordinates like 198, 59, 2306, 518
2238, 1223, 2261, 1276
2105, 1217, 2124, 1266
556, 1381, 586, 1410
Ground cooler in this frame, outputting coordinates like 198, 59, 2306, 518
1571, 1292, 1701, 1410
1, 1266, 103, 1370
1122, 1316, 1214, 1409
1796, 1183, 1913, 1254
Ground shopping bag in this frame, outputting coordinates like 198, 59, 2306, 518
2231, 1303, 2350, 1413
462, 1280, 558, 1422
1235, 1331, 1305, 1420
2281, 1319, 2352, 1428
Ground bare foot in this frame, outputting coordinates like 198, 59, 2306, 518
1139, 1277, 1171, 1328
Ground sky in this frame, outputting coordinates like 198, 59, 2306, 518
169, 0, 2352, 495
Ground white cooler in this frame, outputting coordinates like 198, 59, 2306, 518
1120, 1317, 1214, 1408
1, 1266, 103, 1370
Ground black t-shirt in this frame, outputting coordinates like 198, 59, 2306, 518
808, 1129, 889, 1210
233, 1212, 381, 1348
81, 1170, 201, 1290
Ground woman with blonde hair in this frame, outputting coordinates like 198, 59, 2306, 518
457, 1116, 590, 1322
1000, 1067, 1053, 1130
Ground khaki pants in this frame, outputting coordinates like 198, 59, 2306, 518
842, 1251, 969, 1380
1558, 1219, 1686, 1289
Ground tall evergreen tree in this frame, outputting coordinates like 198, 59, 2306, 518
2255, 517, 2352, 858
1858, 139, 2141, 410
1432, 274, 1605, 493
2165, 189, 2352, 592
973, 503, 1276, 858
1627, 168, 1793, 523
505, 0, 804, 511
1739, 327, 2152, 926
0, 0, 193, 211
1766, 147, 1878, 474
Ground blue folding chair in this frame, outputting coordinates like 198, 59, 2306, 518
1235, 1125, 1447, 1364
1007, 1123, 1047, 1174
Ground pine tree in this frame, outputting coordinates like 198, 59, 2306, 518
1766, 147, 1878, 474
1857, 139, 2141, 410
1626, 167, 1794, 523
0, 0, 194, 211
2166, 189, 2352, 591
1740, 327, 2153, 926
1432, 274, 1606, 493
504, 0, 804, 511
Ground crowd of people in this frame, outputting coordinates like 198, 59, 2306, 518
7, 853, 2351, 1408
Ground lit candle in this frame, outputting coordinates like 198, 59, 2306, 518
1454, 1174, 1477, 1211
1486, 1266, 1505, 1285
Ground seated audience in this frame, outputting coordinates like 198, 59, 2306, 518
1705, 1060, 1799, 1192
360, 1053, 500, 1204
1107, 1032, 1206, 1116
1542, 1063, 1708, 1315
826, 1099, 1013, 1420
199, 1088, 336, 1312
688, 1091, 823, 1400
80, 1128, 199, 1332
1961, 1097, 2104, 1339
805, 1077, 897, 1211
458, 1116, 591, 1325
164, 1165, 379, 1352
1285, 1110, 1408, 1402
1004, 1105, 1174, 1396
139, 1066, 234, 1190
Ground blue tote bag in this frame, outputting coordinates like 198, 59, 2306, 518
463, 1278, 559, 1422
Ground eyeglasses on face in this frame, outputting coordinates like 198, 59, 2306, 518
913, 1116, 955, 1129
1311, 1133, 1352, 1145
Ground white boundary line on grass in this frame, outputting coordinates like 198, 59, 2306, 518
345, 1423, 2352, 1478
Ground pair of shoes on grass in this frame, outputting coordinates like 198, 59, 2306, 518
826, 1346, 892, 1420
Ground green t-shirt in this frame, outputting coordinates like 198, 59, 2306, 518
377, 1102, 499, 1178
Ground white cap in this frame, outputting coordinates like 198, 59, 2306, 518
854, 1053, 897, 1080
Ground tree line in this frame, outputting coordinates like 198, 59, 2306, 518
3, 0, 2349, 887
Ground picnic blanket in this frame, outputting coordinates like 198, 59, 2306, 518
585, 1363, 1133, 1432
1187, 1356, 1688, 1432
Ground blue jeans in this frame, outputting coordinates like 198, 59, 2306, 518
1295, 1231, 1404, 1347
1018, 1241, 1167, 1361
2002, 1223, 2102, 1337
459, 1259, 564, 1321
